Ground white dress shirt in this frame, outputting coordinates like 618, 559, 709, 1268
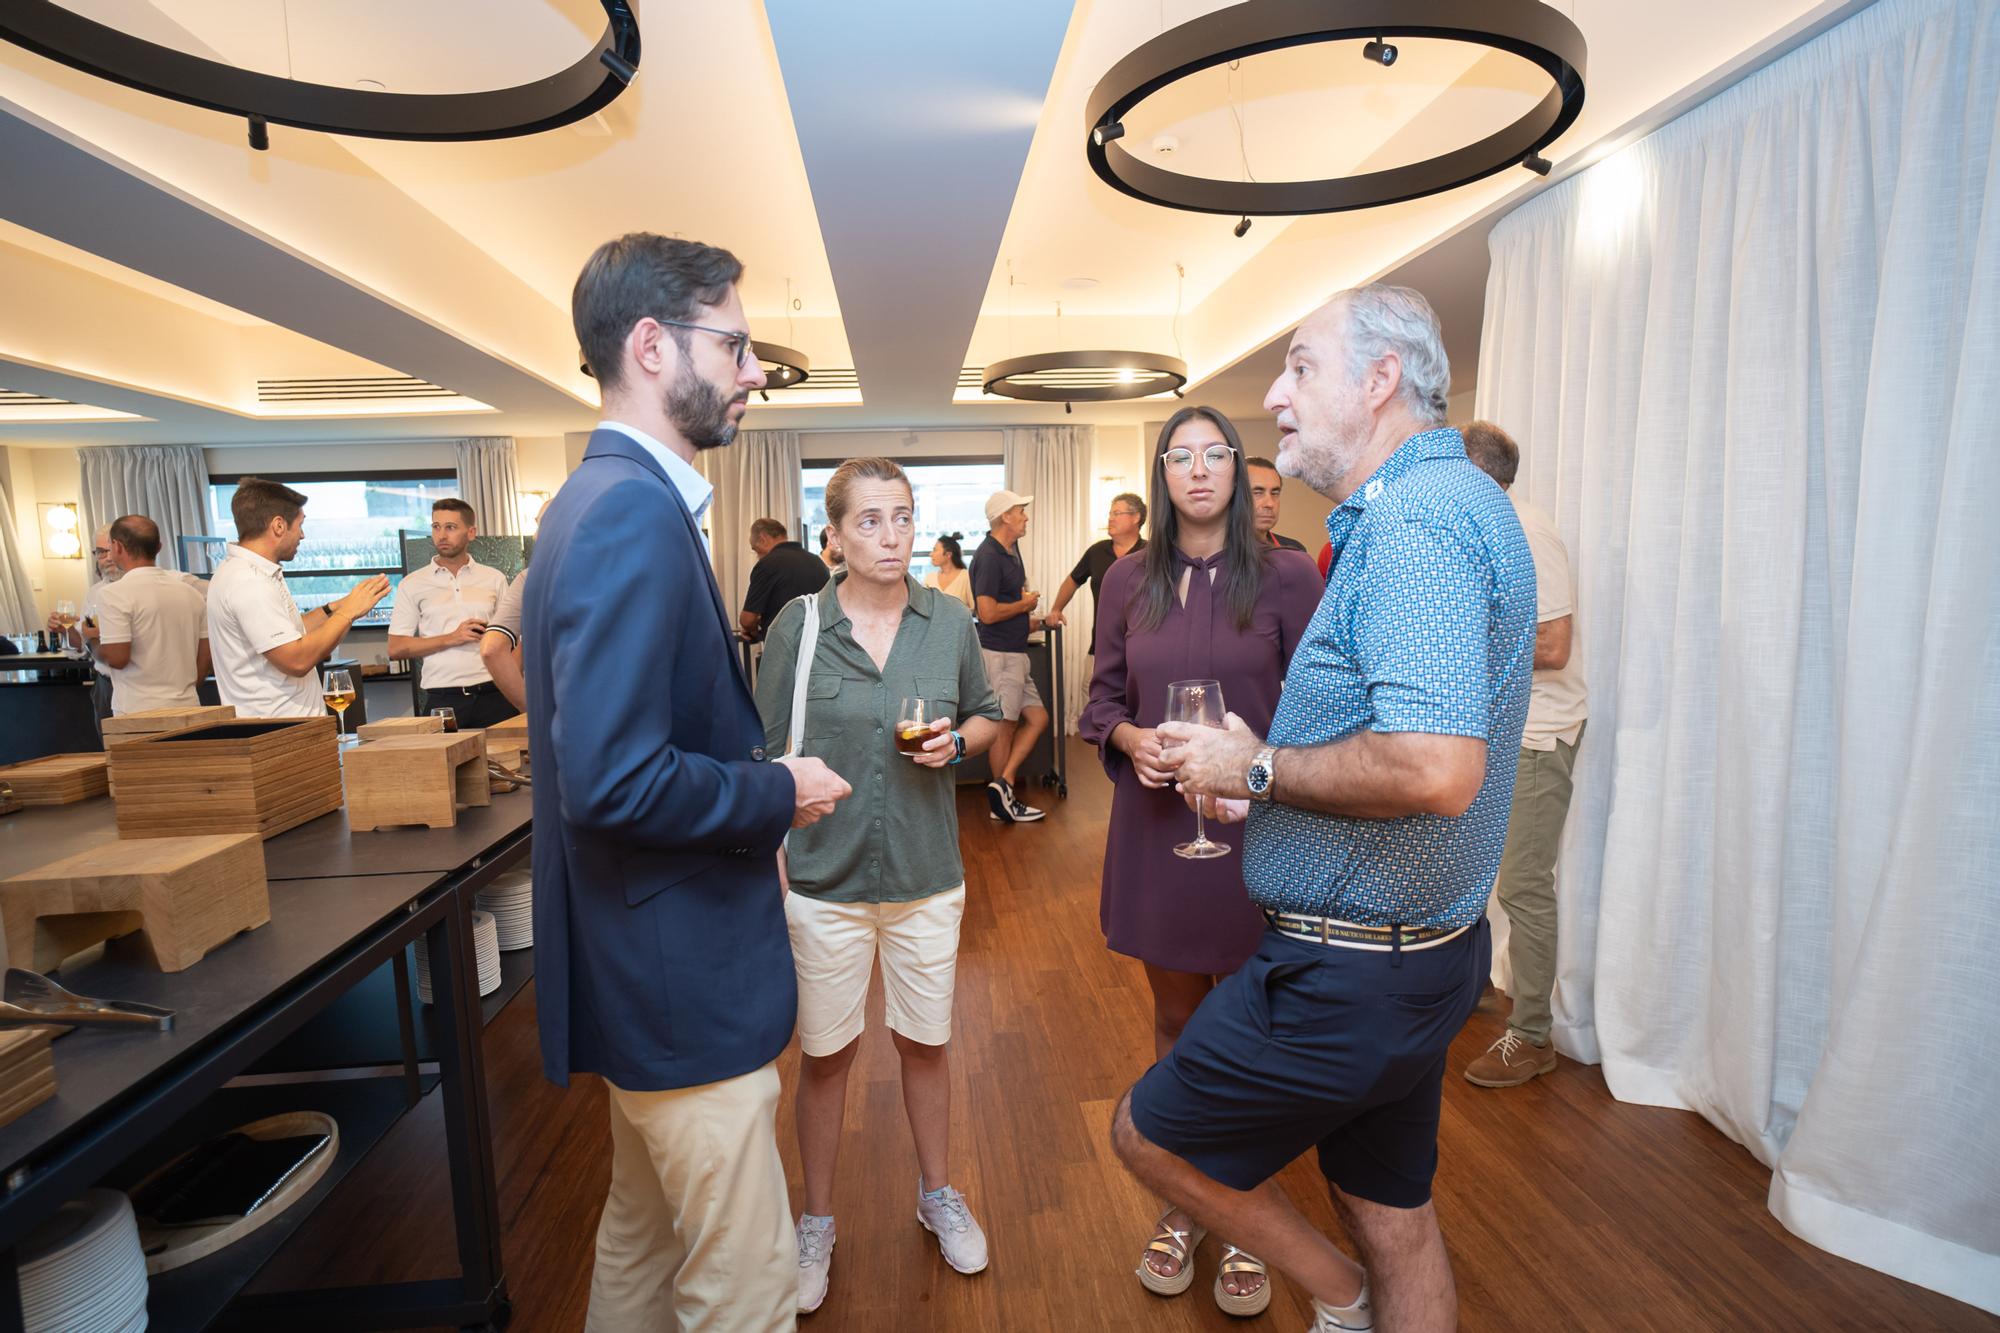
389, 555, 508, 688
95, 566, 208, 713
598, 420, 713, 542
1512, 496, 1588, 750
206, 544, 324, 717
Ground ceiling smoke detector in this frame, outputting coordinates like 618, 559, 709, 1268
1152, 133, 1179, 157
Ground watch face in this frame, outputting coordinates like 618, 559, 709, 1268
1247, 762, 1271, 794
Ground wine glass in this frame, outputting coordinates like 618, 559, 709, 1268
323, 668, 356, 744
1165, 679, 1231, 859
54, 599, 78, 655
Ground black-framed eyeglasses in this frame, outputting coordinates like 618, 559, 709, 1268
656, 318, 752, 368
1160, 444, 1240, 476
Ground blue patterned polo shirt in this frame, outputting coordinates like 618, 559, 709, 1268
1243, 427, 1536, 929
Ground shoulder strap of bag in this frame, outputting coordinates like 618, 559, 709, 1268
786, 591, 821, 757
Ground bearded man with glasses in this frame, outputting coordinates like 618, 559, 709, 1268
1046, 491, 1149, 655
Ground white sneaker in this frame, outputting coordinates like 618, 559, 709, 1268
1309, 1279, 1373, 1331
916, 1181, 989, 1274
796, 1215, 835, 1314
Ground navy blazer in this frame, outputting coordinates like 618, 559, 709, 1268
523, 428, 797, 1091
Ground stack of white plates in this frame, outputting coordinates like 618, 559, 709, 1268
474, 870, 533, 952
413, 910, 502, 1005
19, 1189, 149, 1333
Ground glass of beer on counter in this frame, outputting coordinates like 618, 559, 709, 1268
895, 697, 935, 757
430, 707, 460, 734
323, 668, 356, 744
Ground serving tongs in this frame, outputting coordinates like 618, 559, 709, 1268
487, 760, 530, 792
0, 968, 175, 1032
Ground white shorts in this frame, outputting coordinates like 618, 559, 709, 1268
979, 649, 1045, 721
784, 887, 967, 1057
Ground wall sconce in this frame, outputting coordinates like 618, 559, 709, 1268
38, 503, 82, 559
517, 491, 552, 535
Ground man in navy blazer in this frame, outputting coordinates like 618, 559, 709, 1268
525, 233, 850, 1331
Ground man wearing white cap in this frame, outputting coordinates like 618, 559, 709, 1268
970, 490, 1048, 823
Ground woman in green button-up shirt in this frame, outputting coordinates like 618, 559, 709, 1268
755, 458, 1006, 1306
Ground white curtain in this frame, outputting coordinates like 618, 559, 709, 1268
696, 429, 802, 620
1004, 424, 1093, 728
0, 475, 37, 634
1475, 0, 1999, 1309
77, 445, 210, 579
454, 437, 521, 536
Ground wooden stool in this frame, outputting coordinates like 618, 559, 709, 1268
343, 732, 490, 831
2, 833, 270, 973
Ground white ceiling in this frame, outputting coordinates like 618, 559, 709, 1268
0, 0, 1876, 447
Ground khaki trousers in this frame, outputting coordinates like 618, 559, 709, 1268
1493, 725, 1584, 1046
585, 1062, 796, 1333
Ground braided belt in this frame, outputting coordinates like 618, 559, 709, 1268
1263, 910, 1469, 953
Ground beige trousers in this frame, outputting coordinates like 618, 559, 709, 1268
585, 1062, 796, 1333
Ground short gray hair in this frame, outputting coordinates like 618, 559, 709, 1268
1338, 283, 1450, 425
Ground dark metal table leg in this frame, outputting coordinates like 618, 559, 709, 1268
1, 1248, 21, 1333
422, 891, 505, 1320
391, 947, 423, 1107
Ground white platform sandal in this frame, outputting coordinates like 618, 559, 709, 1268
1213, 1244, 1271, 1317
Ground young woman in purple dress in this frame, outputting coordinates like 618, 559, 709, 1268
1079, 405, 1323, 1316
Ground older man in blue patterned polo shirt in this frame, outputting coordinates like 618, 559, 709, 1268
1117, 284, 1536, 1333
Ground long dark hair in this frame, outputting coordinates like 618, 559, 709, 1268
1133, 406, 1265, 633
933, 532, 965, 570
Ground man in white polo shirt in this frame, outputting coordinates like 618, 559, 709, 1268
82, 515, 210, 714
208, 477, 389, 717
388, 498, 516, 730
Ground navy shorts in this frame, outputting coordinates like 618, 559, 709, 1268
1128, 919, 1489, 1209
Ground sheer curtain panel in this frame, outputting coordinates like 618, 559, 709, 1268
1004, 425, 1093, 728
1473, 0, 1998, 1308
0, 475, 37, 633
696, 429, 802, 622
454, 437, 521, 536
77, 445, 211, 582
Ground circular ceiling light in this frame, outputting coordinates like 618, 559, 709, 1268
982, 350, 1188, 408
753, 342, 810, 400
1084, 0, 1585, 216
0, 0, 640, 146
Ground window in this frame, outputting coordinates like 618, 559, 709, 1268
800, 459, 1004, 583
207, 471, 458, 627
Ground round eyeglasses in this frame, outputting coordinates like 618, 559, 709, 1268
1160, 444, 1239, 476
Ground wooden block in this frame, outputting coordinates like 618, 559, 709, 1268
356, 715, 444, 742
108, 716, 341, 840
0, 754, 110, 805
101, 704, 236, 740
0, 1029, 56, 1129
343, 732, 490, 831
487, 713, 528, 746
2, 833, 270, 973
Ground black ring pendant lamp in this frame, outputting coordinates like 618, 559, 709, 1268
982, 350, 1188, 412
753, 343, 811, 392
1085, 0, 1586, 216
0, 0, 641, 146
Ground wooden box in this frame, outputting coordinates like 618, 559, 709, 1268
0, 753, 110, 806
0, 1028, 56, 1130
356, 715, 444, 743
101, 705, 237, 742
2, 833, 269, 973
108, 716, 342, 840
343, 731, 491, 831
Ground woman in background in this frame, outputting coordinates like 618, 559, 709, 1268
924, 532, 974, 610
1079, 406, 1322, 1318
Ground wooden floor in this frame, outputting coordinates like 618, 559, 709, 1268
266, 741, 1996, 1331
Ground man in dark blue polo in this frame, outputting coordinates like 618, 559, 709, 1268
1128, 284, 1535, 1332
525, 232, 850, 1331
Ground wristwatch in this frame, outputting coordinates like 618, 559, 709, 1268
1246, 744, 1279, 801
948, 730, 966, 766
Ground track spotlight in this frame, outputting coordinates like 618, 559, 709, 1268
247, 115, 269, 151
1233, 215, 1252, 238
1092, 120, 1125, 147
759, 389, 770, 402
1522, 151, 1552, 176
1362, 39, 1398, 66
599, 48, 638, 85
1064, 402, 1074, 414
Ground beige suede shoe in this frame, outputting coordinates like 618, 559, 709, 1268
1464, 1031, 1559, 1087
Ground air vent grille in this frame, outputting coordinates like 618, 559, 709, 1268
257, 375, 457, 403
0, 389, 71, 408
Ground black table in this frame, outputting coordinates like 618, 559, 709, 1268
0, 788, 532, 1331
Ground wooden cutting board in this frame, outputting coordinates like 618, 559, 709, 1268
101, 704, 236, 740
0, 754, 110, 806
108, 716, 341, 839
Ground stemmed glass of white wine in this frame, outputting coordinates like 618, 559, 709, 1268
1165, 678, 1231, 859
54, 599, 78, 656
323, 668, 357, 745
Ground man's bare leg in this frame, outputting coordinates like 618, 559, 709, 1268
1000, 704, 1048, 787
1330, 1186, 1456, 1332
1111, 1092, 1363, 1306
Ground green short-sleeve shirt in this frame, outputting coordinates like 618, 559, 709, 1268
756, 576, 1003, 903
